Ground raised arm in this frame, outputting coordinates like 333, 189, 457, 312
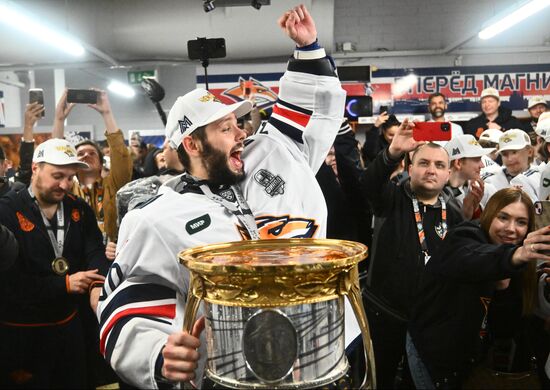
52, 89, 76, 139
16, 103, 44, 186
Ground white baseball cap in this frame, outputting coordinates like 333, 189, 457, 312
479, 128, 503, 144
498, 129, 531, 153
480, 87, 500, 100
165, 89, 252, 148
445, 134, 494, 161
33, 138, 89, 168
535, 112, 550, 141
527, 96, 547, 109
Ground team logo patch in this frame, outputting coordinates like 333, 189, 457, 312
16, 211, 35, 232
71, 209, 80, 222
219, 189, 236, 202
238, 215, 317, 240
435, 222, 446, 239
254, 169, 285, 197
178, 116, 193, 134
185, 214, 211, 235
451, 147, 461, 156
36, 149, 44, 158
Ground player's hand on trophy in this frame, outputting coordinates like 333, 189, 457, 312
278, 4, 317, 47
162, 316, 205, 382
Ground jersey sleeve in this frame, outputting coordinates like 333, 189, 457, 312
268, 45, 346, 174
96, 206, 205, 388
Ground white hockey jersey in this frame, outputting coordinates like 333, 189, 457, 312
97, 52, 346, 388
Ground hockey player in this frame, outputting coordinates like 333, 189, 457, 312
97, 4, 346, 388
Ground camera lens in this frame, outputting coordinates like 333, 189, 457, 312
441, 123, 450, 132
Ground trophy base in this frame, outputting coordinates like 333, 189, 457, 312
204, 366, 351, 390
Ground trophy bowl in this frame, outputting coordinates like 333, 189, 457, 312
179, 238, 375, 389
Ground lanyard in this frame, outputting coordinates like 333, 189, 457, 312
411, 193, 447, 264
28, 187, 66, 257
177, 174, 260, 240
199, 183, 260, 240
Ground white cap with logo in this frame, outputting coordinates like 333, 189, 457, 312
165, 89, 253, 148
527, 96, 547, 110
535, 112, 550, 141
479, 128, 504, 144
32, 138, 89, 168
498, 129, 531, 153
480, 87, 500, 100
444, 134, 495, 161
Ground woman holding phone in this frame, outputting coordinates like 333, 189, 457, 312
406, 187, 545, 389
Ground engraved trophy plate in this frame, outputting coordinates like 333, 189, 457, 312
180, 238, 376, 389
242, 309, 298, 383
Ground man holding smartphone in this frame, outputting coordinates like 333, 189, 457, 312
52, 89, 133, 243
360, 119, 464, 388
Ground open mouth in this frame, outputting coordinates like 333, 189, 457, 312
229, 148, 243, 171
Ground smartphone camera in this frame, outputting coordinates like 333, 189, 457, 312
441, 123, 451, 132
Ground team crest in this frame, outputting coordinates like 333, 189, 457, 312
435, 222, 446, 239
219, 189, 236, 202
71, 209, 80, 222
199, 92, 221, 103
238, 215, 317, 240
254, 169, 284, 197
222, 77, 278, 110
16, 211, 35, 232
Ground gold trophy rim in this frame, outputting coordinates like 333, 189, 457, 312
178, 238, 368, 275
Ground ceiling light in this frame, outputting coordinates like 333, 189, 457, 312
108, 80, 135, 98
478, 0, 550, 40
203, 0, 215, 12
0, 0, 85, 56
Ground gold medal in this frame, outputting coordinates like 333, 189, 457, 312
51, 257, 69, 275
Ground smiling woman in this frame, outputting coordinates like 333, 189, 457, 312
406, 187, 545, 389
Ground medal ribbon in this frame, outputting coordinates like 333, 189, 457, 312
199, 183, 260, 240
28, 187, 65, 257
411, 193, 447, 264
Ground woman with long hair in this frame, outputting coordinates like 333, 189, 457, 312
406, 187, 547, 389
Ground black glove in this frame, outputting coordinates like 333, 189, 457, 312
0, 224, 18, 271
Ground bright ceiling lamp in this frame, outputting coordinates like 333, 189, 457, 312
478, 0, 550, 40
0, 0, 85, 56
108, 80, 135, 98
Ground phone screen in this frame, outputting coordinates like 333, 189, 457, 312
29, 89, 45, 117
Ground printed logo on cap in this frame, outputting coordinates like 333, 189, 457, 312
451, 148, 461, 156
56, 145, 75, 157
501, 135, 515, 143
37, 149, 44, 158
178, 116, 193, 134
198, 92, 221, 103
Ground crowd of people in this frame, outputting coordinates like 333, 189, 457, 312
0, 3, 549, 390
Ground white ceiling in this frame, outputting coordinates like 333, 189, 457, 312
0, 0, 549, 71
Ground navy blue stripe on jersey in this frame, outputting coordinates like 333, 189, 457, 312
269, 117, 303, 144
99, 283, 176, 326
104, 315, 170, 365
287, 57, 336, 77
277, 98, 313, 116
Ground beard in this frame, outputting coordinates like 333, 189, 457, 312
430, 108, 445, 119
201, 140, 244, 186
34, 176, 65, 205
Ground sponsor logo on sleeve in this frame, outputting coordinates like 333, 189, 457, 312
185, 214, 211, 235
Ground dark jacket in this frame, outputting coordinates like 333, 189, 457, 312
360, 148, 464, 320
0, 189, 110, 324
408, 222, 525, 386
0, 223, 18, 271
361, 126, 389, 167
463, 106, 529, 136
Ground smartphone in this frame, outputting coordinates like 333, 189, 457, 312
67, 89, 98, 104
28, 88, 45, 117
379, 105, 389, 115
413, 122, 452, 142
